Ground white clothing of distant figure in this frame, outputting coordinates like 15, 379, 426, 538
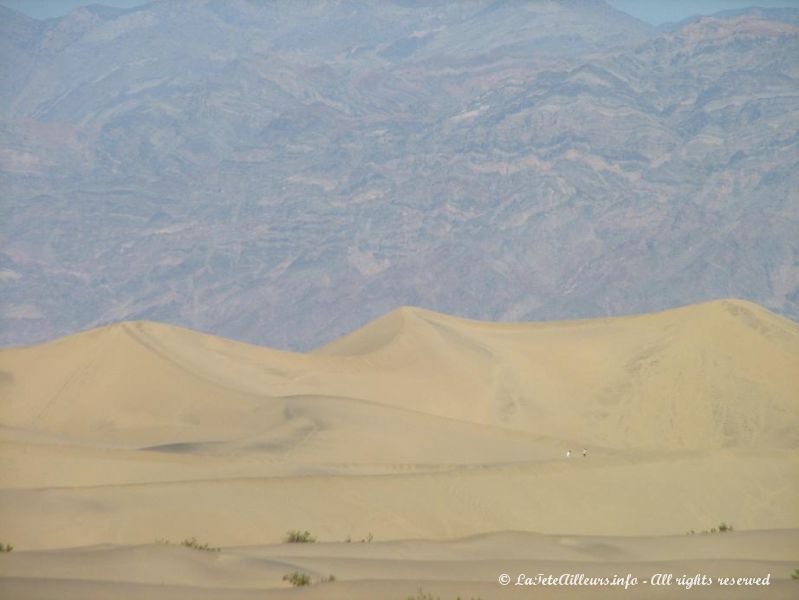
566, 450, 571, 458
582, 448, 588, 457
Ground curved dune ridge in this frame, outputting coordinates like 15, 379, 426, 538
2, 298, 797, 449
0, 299, 798, 598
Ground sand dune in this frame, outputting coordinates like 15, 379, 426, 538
1, 448, 797, 550
0, 299, 797, 598
3, 299, 796, 449
316, 300, 799, 449
0, 531, 797, 599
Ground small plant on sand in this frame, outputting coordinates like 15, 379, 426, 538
791, 568, 799, 580
283, 571, 311, 587
699, 522, 733, 534
321, 574, 336, 583
284, 530, 316, 543
180, 537, 220, 552
0, 543, 12, 553
156, 537, 219, 551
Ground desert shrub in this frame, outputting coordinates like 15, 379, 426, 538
283, 571, 311, 587
181, 537, 220, 552
791, 568, 799, 580
156, 537, 219, 551
321, 574, 336, 583
284, 530, 316, 543
696, 523, 734, 534
0, 543, 12, 553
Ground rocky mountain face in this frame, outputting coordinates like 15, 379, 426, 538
1, 0, 797, 350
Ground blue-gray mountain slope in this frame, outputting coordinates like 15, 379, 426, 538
1, 0, 797, 349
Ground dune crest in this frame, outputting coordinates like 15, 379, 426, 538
0, 300, 798, 598
2, 299, 796, 450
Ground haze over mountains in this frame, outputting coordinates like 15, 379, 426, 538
2, 0, 798, 351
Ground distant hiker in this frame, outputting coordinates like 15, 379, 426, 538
566, 449, 571, 458
582, 448, 588, 457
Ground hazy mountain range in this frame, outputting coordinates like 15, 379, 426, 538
1, 0, 798, 350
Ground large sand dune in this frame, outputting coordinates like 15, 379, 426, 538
0, 299, 797, 598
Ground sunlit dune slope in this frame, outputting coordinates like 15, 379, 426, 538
1, 447, 797, 549
316, 299, 799, 449
0, 299, 797, 552
1, 299, 797, 451
1, 530, 797, 599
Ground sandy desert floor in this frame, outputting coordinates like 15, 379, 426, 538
0, 299, 797, 598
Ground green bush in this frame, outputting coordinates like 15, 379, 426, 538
180, 537, 220, 552
693, 522, 734, 535
156, 537, 219, 552
0, 543, 12, 553
284, 530, 316, 543
283, 571, 311, 587
791, 568, 799, 580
